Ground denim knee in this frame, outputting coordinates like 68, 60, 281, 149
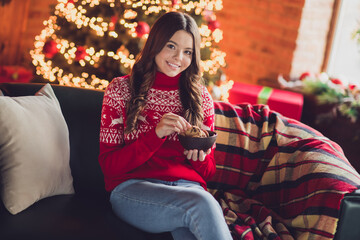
183, 189, 223, 219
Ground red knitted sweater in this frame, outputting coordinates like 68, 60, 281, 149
98, 72, 215, 191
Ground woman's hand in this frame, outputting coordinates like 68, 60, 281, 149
155, 112, 191, 139
184, 148, 211, 162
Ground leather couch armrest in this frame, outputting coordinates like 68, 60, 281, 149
334, 189, 360, 239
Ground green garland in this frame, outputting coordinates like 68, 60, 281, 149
301, 74, 360, 123
278, 72, 360, 124
354, 27, 360, 45
299, 27, 360, 123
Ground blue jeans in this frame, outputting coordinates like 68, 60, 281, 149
110, 179, 232, 240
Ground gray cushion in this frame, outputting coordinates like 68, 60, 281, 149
0, 84, 74, 214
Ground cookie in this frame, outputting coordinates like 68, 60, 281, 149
181, 126, 208, 138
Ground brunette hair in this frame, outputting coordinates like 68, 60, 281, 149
125, 11, 203, 133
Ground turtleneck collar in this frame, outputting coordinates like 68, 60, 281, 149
152, 71, 181, 90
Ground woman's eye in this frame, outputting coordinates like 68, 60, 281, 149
167, 44, 175, 50
184, 50, 192, 55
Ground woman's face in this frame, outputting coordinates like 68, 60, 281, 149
155, 30, 193, 77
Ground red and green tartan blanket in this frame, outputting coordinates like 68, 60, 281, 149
208, 101, 360, 240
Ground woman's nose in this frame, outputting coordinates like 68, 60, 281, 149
173, 50, 182, 60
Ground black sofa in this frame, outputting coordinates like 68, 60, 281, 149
0, 82, 359, 240
0, 83, 172, 240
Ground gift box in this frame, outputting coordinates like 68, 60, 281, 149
228, 82, 303, 121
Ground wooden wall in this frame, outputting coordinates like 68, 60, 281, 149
0, 0, 31, 65
0, 0, 57, 67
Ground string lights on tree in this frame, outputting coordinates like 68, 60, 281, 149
30, 0, 232, 100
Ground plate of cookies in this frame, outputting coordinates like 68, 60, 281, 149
178, 126, 217, 151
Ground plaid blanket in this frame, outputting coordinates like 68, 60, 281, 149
208, 101, 360, 240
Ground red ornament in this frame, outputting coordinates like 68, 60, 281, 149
66, 0, 74, 7
136, 21, 150, 37
109, 15, 118, 31
75, 46, 88, 61
171, 0, 179, 6
42, 40, 59, 58
208, 20, 220, 31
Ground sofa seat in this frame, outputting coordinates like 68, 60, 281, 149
0, 193, 172, 240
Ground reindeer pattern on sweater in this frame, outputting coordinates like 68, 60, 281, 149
100, 75, 215, 145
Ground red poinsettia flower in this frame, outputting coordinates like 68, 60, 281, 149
299, 72, 312, 80
330, 78, 343, 85
349, 84, 357, 90
0, 66, 33, 83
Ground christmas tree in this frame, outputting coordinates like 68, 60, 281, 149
30, 0, 230, 99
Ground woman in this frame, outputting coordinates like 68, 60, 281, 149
98, 12, 232, 240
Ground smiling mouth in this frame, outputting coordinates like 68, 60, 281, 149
167, 61, 180, 69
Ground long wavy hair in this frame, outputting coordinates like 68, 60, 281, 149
125, 12, 203, 133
